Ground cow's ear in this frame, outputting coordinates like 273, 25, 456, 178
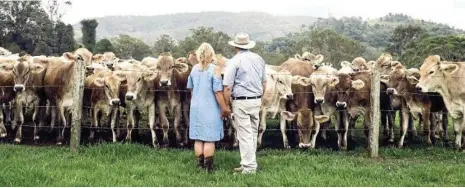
351, 79, 365, 90
314, 54, 324, 64
406, 75, 419, 85
112, 70, 126, 81
380, 75, 390, 84
92, 54, 104, 62
93, 77, 105, 87
433, 55, 441, 62
295, 54, 301, 59
174, 62, 189, 73
30, 63, 45, 74
314, 115, 330, 123
391, 61, 401, 67
281, 111, 296, 121
143, 68, 158, 81
340, 61, 351, 67
0, 63, 13, 73
63, 52, 76, 61
439, 63, 459, 75
293, 76, 312, 86
328, 77, 339, 87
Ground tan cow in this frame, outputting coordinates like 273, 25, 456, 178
155, 52, 190, 147
416, 55, 465, 150
0, 47, 12, 56
0, 55, 48, 143
85, 69, 126, 142
294, 52, 325, 65
350, 57, 369, 72
116, 61, 159, 147
258, 65, 301, 148
187, 51, 198, 67
278, 58, 329, 149
44, 51, 87, 145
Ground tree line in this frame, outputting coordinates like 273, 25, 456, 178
1, 1, 464, 68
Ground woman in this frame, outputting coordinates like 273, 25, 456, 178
187, 43, 231, 173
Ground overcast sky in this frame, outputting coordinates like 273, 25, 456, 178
57, 0, 465, 29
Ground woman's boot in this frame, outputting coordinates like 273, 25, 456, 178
197, 154, 205, 169
204, 156, 215, 173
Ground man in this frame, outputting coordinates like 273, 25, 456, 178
223, 32, 267, 174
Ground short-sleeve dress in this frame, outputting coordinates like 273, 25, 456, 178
187, 63, 224, 142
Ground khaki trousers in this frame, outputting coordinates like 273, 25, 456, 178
232, 99, 261, 171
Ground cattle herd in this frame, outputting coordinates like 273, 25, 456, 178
0, 46, 464, 151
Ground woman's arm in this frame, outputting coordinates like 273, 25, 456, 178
213, 66, 231, 118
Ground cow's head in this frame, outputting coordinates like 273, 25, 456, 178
281, 110, 329, 149
156, 52, 189, 87
215, 54, 229, 79
0, 55, 46, 92
334, 73, 366, 109
103, 52, 118, 68
376, 53, 393, 75
93, 70, 126, 106
0, 47, 12, 56
268, 69, 294, 100
351, 57, 367, 72
416, 55, 458, 93
122, 64, 158, 101
305, 66, 339, 104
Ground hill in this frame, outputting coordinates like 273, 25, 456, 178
73, 11, 318, 44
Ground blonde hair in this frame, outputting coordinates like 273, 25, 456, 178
196, 42, 215, 70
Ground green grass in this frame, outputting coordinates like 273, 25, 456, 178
1, 143, 464, 186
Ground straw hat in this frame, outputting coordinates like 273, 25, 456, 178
228, 32, 256, 49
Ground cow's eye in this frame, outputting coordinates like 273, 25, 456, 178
105, 84, 111, 90
137, 78, 141, 82
428, 70, 434, 75
278, 80, 283, 84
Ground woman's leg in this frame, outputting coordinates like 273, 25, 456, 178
203, 142, 216, 172
194, 140, 205, 168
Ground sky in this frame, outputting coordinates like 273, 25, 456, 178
55, 0, 465, 30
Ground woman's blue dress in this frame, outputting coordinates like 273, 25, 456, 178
187, 63, 224, 142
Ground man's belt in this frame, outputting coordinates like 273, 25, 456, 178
232, 96, 261, 100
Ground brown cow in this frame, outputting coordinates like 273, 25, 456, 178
44, 51, 87, 145
0, 57, 17, 138
0, 55, 48, 143
278, 58, 329, 149
381, 63, 448, 147
155, 52, 190, 147
351, 57, 368, 72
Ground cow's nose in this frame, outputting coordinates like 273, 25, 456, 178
14, 85, 24, 92
415, 85, 422, 92
315, 98, 324, 104
299, 143, 311, 149
386, 88, 395, 95
336, 101, 347, 108
353, 68, 360, 72
125, 95, 134, 100
111, 99, 120, 105
160, 80, 168, 86
286, 94, 294, 100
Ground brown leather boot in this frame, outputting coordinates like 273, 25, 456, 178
204, 156, 215, 173
197, 154, 205, 169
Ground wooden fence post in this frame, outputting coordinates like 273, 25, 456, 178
369, 63, 380, 158
70, 57, 85, 153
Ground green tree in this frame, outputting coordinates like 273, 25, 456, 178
386, 25, 427, 58
94, 39, 114, 54
55, 22, 76, 54
175, 27, 233, 58
0, 1, 53, 54
80, 19, 98, 52
400, 35, 465, 67
112, 34, 151, 60
152, 34, 176, 55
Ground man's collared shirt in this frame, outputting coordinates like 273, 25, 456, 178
223, 49, 267, 98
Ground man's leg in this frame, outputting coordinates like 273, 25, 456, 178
232, 100, 256, 171
248, 99, 261, 169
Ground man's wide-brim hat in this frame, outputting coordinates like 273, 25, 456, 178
228, 32, 256, 49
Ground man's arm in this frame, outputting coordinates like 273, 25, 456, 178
223, 59, 237, 109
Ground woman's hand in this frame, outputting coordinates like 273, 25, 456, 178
221, 107, 232, 119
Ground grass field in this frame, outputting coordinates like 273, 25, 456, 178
1, 143, 465, 187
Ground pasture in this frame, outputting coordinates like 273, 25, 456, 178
1, 118, 465, 187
